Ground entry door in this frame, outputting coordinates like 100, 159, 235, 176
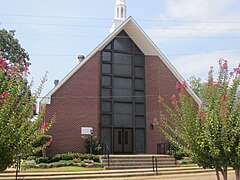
114, 128, 133, 154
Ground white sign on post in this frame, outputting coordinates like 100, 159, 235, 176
81, 127, 93, 135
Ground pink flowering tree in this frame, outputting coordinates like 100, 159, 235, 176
155, 59, 240, 180
0, 57, 51, 172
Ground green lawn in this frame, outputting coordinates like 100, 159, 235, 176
22, 166, 103, 172
180, 163, 198, 167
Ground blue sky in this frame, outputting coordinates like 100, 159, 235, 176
0, 0, 240, 99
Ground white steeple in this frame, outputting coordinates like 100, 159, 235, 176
110, 0, 127, 33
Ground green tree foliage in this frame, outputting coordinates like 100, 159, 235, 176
156, 59, 240, 180
0, 29, 29, 68
187, 76, 206, 100
0, 57, 50, 172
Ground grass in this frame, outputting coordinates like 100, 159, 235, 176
22, 166, 103, 172
180, 163, 198, 167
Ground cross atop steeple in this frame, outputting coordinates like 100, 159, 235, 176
110, 0, 127, 33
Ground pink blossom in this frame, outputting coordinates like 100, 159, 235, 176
0, 59, 7, 69
220, 94, 227, 105
234, 67, 240, 74
198, 111, 205, 120
229, 72, 234, 76
176, 82, 181, 89
171, 95, 176, 99
1, 92, 9, 98
221, 60, 228, 70
213, 82, 219, 87
182, 81, 187, 88
41, 122, 49, 129
158, 97, 164, 103
24, 63, 30, 74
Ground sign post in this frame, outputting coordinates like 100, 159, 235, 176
81, 127, 93, 154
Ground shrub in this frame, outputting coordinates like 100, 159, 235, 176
21, 160, 37, 169
180, 160, 188, 165
27, 156, 37, 161
32, 135, 52, 148
73, 158, 81, 163
48, 154, 62, 162
36, 163, 49, 168
93, 162, 102, 168
80, 161, 86, 167
83, 136, 102, 155
174, 149, 189, 160
35, 157, 49, 164
47, 153, 100, 163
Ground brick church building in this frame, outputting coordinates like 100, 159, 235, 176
40, 0, 200, 155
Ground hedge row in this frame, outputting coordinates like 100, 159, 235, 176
27, 153, 100, 164
22, 160, 102, 169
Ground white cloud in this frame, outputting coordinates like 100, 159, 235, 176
171, 50, 240, 79
146, 0, 240, 42
161, 0, 237, 20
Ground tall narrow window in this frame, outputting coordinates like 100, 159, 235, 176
117, 7, 119, 18
101, 31, 146, 153
121, 7, 124, 18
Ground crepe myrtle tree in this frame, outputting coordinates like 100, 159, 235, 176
0, 57, 52, 172
154, 59, 240, 180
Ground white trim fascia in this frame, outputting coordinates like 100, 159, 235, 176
40, 16, 201, 105
127, 18, 202, 105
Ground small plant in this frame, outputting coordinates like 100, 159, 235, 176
73, 158, 81, 163
35, 157, 49, 164
80, 161, 86, 167
82, 136, 102, 155
84, 159, 93, 164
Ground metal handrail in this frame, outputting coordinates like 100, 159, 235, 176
152, 156, 158, 175
157, 143, 177, 165
102, 143, 110, 167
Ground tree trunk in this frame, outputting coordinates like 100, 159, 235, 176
42, 149, 46, 158
216, 167, 220, 180
235, 169, 240, 180
220, 166, 228, 180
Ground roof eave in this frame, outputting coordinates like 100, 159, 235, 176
40, 16, 201, 105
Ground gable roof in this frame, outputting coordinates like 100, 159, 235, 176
40, 16, 201, 105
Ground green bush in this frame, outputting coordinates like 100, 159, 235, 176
180, 160, 188, 164
47, 153, 100, 163
27, 156, 37, 161
32, 135, 52, 148
25, 153, 101, 169
48, 154, 62, 162
48, 160, 75, 168
21, 160, 37, 169
36, 163, 49, 168
174, 149, 189, 160
93, 162, 102, 168
80, 161, 86, 167
83, 136, 102, 155
35, 157, 49, 164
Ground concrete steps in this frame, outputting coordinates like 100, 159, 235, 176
100, 154, 177, 170
0, 167, 216, 180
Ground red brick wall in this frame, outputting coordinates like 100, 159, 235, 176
44, 52, 182, 155
45, 52, 100, 155
145, 55, 180, 154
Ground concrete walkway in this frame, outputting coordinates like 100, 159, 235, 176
1, 167, 236, 180
95, 171, 236, 180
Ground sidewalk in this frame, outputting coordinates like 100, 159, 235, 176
95, 171, 236, 180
